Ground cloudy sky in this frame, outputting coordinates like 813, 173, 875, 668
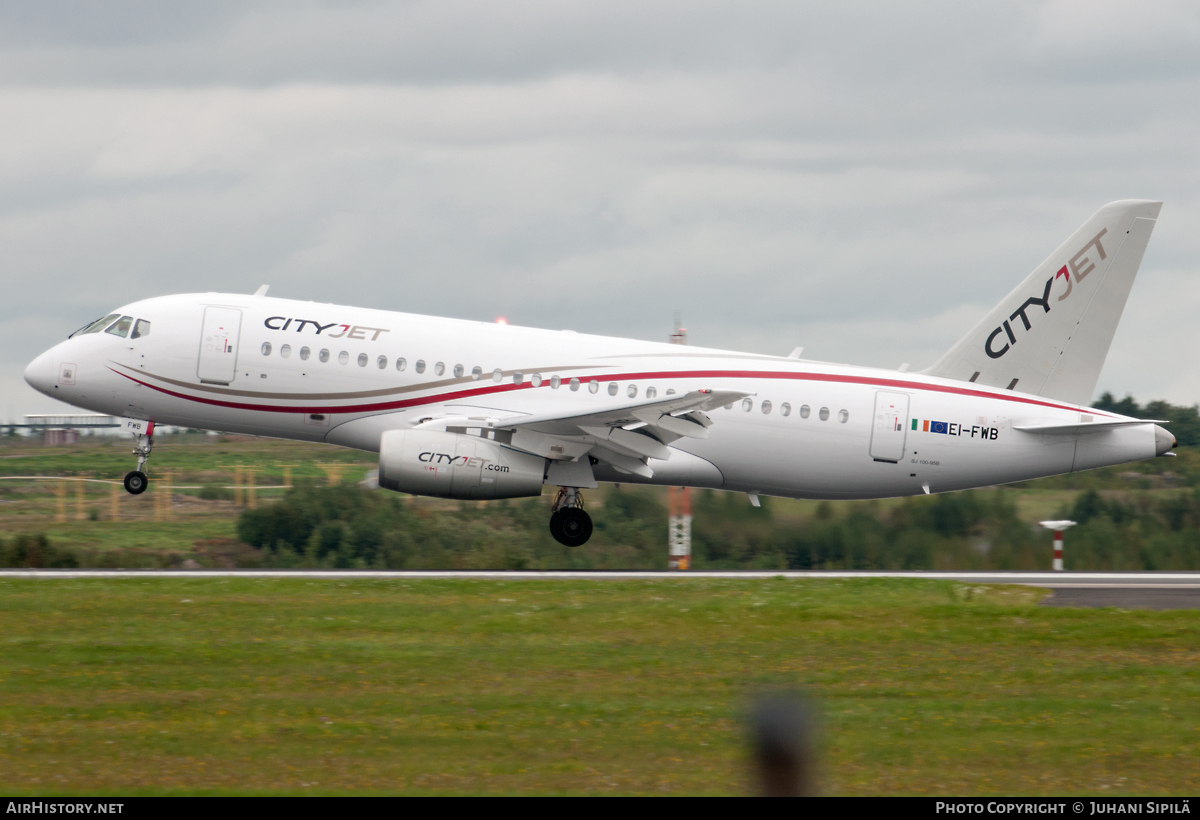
4, 0, 1200, 419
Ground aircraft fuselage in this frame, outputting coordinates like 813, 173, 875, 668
24, 292, 1168, 500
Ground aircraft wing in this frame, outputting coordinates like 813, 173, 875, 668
495, 389, 746, 437
491, 389, 749, 478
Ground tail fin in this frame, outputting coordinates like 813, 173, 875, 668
923, 200, 1161, 405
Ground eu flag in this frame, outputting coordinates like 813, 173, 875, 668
930, 421, 949, 434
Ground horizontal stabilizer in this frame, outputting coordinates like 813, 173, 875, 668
1013, 419, 1164, 435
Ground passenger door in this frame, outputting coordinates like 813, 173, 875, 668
869, 391, 910, 462
197, 307, 242, 384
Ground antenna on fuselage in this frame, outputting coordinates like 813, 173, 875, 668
670, 312, 687, 345
253, 285, 270, 297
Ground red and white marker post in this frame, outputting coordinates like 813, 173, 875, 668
1038, 520, 1077, 571
668, 486, 692, 570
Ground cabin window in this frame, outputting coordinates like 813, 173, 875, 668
762, 400, 772, 415
570, 378, 580, 391
667, 389, 676, 395
319, 349, 330, 363
493, 368, 503, 383
377, 355, 387, 369
395, 357, 406, 371
453, 364, 464, 378
780, 402, 791, 417
819, 407, 830, 421
357, 353, 368, 367
76, 314, 121, 336
338, 351, 349, 365
607, 382, 619, 396
742, 398, 753, 412
131, 320, 151, 339
261, 342, 272, 356
799, 404, 810, 419
646, 387, 657, 399
531, 373, 543, 387
281, 344, 292, 359
838, 409, 849, 423
627, 384, 637, 398
415, 360, 426, 374
105, 316, 134, 338
588, 380, 599, 394
435, 362, 445, 376
514, 372, 524, 385
299, 346, 311, 361
472, 366, 482, 380
550, 375, 561, 389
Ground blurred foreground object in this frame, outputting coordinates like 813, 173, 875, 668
749, 692, 816, 796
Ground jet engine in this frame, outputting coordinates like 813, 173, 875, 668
378, 428, 546, 499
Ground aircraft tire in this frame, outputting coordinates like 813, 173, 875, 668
123, 470, 148, 495
550, 507, 592, 547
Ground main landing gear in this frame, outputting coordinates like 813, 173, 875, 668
550, 487, 592, 547
123, 422, 155, 495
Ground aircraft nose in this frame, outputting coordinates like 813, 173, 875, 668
24, 349, 56, 396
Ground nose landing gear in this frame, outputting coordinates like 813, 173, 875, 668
550, 487, 593, 547
123, 422, 154, 495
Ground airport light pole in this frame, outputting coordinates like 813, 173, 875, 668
667, 313, 692, 570
1038, 520, 1077, 571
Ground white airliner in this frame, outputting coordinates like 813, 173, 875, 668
24, 200, 1174, 545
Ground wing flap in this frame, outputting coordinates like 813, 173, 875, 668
631, 408, 710, 439
590, 445, 655, 478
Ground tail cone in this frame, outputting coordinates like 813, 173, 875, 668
1153, 424, 1176, 456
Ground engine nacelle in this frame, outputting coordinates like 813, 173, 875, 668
378, 428, 546, 499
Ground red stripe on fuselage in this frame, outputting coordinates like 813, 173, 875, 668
109, 366, 1113, 418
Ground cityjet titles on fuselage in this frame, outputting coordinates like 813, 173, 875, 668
263, 316, 390, 341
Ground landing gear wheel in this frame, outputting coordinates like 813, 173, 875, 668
550, 507, 592, 547
123, 470, 148, 495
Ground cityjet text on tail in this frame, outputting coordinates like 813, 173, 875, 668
25, 200, 1175, 545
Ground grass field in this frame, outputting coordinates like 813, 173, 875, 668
0, 577, 1196, 795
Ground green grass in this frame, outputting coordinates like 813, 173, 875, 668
0, 578, 1195, 795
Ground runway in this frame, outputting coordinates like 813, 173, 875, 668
4, 569, 1199, 607
2, 569, 1199, 584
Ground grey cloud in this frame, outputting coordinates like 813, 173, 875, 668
0, 2, 1195, 88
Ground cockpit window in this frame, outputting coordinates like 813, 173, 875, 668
131, 319, 151, 339
105, 316, 134, 338
72, 313, 121, 337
